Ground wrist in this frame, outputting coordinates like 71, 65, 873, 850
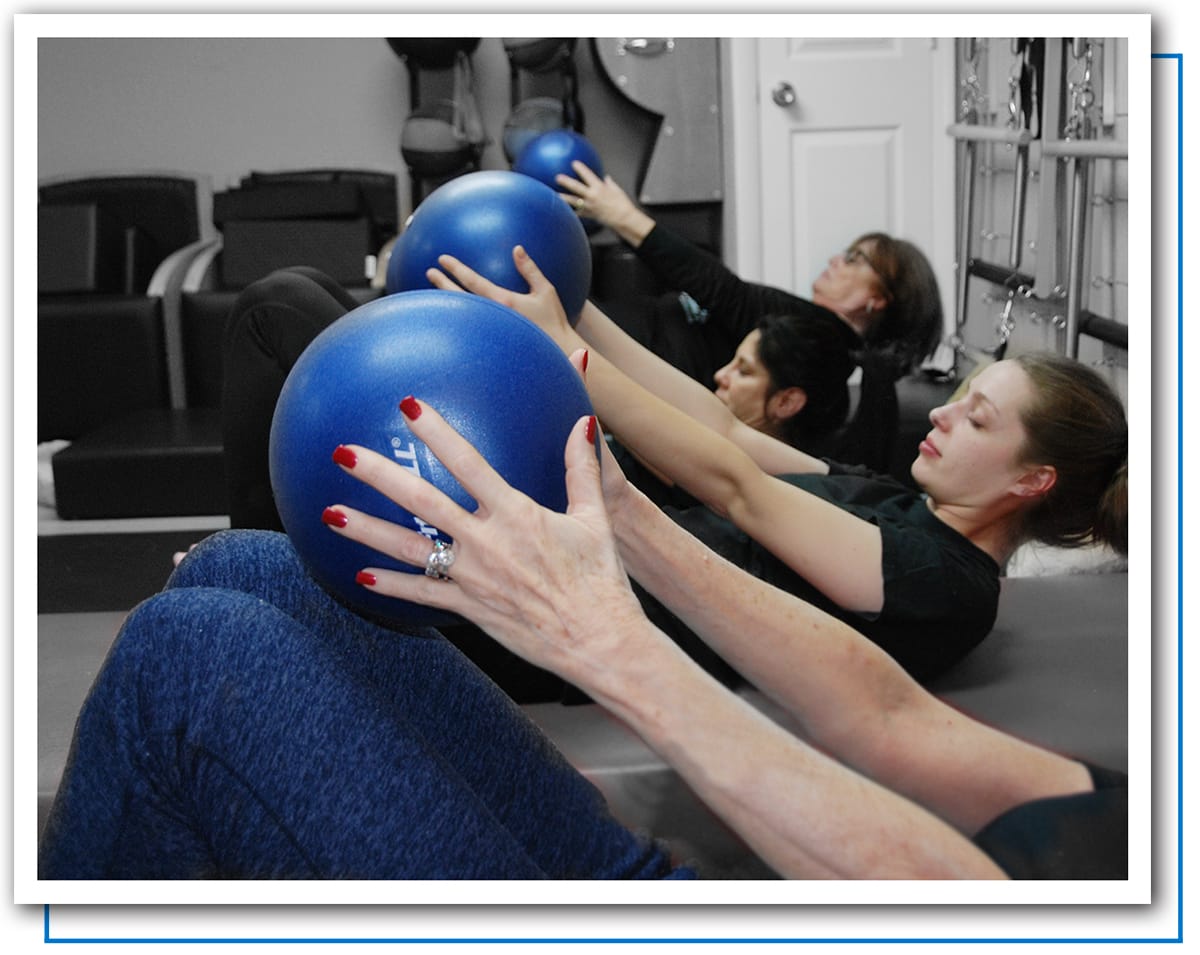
607, 477, 659, 549
583, 614, 694, 721
613, 209, 656, 249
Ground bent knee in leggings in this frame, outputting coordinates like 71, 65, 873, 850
104, 586, 271, 688
167, 529, 306, 593
166, 529, 442, 648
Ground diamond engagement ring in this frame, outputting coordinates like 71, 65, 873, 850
424, 539, 456, 580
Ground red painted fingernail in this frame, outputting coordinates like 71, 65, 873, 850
586, 415, 597, 445
356, 570, 377, 587
332, 445, 357, 469
581, 349, 589, 373
400, 396, 421, 421
321, 507, 349, 528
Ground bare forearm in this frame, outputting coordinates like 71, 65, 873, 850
607, 486, 1092, 833
611, 486, 900, 733
576, 302, 737, 436
588, 622, 1006, 879
581, 346, 761, 516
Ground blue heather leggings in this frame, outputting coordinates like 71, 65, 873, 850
38, 530, 692, 880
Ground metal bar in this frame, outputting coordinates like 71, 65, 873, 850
1033, 39, 1066, 298
1041, 138, 1128, 160
1064, 157, 1092, 358
954, 139, 978, 334
1009, 145, 1029, 269
966, 258, 1035, 290
1079, 311, 1128, 349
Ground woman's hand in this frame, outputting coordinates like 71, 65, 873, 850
427, 245, 581, 337
555, 162, 656, 248
322, 397, 650, 689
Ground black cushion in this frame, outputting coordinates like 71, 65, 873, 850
219, 218, 376, 288
181, 290, 240, 410
51, 408, 226, 519
38, 295, 169, 443
39, 176, 201, 293
38, 203, 124, 294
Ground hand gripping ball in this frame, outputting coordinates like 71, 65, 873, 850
386, 170, 592, 321
269, 289, 596, 627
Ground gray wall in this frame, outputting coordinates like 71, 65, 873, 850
37, 37, 678, 223
38, 38, 413, 193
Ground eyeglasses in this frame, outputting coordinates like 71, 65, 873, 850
843, 247, 892, 298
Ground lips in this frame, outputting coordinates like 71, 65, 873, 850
919, 436, 941, 458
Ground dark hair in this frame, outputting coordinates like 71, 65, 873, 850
755, 311, 856, 450
854, 232, 944, 375
1013, 353, 1128, 555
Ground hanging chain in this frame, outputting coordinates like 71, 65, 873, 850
959, 38, 986, 123
1064, 39, 1098, 141
1006, 40, 1024, 133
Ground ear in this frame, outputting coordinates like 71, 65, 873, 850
1011, 464, 1057, 500
767, 386, 808, 422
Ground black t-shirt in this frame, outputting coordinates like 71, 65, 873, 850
972, 764, 1129, 879
661, 462, 1000, 683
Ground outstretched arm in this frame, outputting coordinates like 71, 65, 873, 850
428, 247, 884, 613
603, 453, 1093, 837
325, 397, 1011, 878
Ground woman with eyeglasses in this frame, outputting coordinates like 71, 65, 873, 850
428, 249, 1128, 684
558, 163, 944, 471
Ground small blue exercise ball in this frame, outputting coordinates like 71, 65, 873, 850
386, 170, 592, 321
513, 128, 604, 188
269, 289, 596, 628
514, 129, 605, 233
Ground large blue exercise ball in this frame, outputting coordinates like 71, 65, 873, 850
513, 129, 605, 233
386, 170, 592, 321
269, 289, 596, 628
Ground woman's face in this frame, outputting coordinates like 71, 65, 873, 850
810, 240, 890, 318
909, 360, 1040, 506
713, 330, 774, 429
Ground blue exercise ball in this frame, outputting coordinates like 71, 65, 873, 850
269, 289, 596, 628
514, 129, 605, 233
386, 170, 592, 321
513, 128, 604, 186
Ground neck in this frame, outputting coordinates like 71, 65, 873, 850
811, 294, 872, 339
924, 497, 1023, 567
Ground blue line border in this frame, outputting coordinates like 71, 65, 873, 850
1160, 47, 1185, 948
42, 50, 1185, 945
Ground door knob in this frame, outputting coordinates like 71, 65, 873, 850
771, 82, 797, 107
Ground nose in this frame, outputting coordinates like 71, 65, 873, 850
929, 403, 951, 430
713, 361, 733, 389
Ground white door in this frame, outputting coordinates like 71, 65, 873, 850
727, 37, 956, 332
